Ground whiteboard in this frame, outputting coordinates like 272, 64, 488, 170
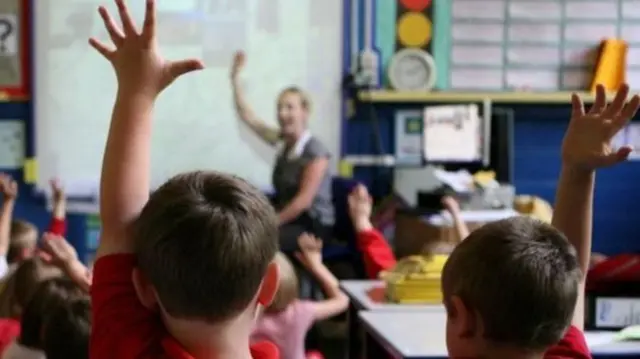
34, 0, 341, 197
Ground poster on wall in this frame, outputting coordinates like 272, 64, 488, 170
85, 214, 101, 253
0, 0, 27, 99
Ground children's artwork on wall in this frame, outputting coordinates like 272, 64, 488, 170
0, 119, 24, 169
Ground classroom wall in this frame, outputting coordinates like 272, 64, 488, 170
0, 102, 89, 259
3, 0, 640, 261
343, 0, 640, 255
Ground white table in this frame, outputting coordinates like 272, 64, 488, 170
340, 280, 444, 311
359, 311, 447, 359
359, 311, 640, 359
340, 280, 444, 359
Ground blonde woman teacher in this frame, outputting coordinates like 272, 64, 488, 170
230, 51, 334, 252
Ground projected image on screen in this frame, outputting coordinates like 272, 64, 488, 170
34, 0, 340, 197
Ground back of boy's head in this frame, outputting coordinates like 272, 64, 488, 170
266, 252, 298, 313
42, 296, 91, 359
441, 216, 581, 353
20, 277, 85, 349
0, 257, 60, 318
133, 171, 279, 322
8, 220, 38, 264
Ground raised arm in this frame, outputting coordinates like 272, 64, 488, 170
41, 233, 92, 292
90, 0, 203, 257
553, 84, 640, 330
230, 51, 280, 146
295, 234, 349, 321
441, 196, 470, 241
348, 185, 397, 278
0, 175, 17, 263
47, 179, 67, 236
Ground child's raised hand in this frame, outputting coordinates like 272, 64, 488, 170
295, 233, 323, 268
49, 178, 65, 203
441, 195, 460, 213
0, 174, 18, 200
563, 84, 640, 170
348, 184, 372, 220
40, 232, 78, 268
230, 51, 245, 80
89, 0, 204, 98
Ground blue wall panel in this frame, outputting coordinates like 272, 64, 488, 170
346, 102, 640, 255
0, 102, 87, 259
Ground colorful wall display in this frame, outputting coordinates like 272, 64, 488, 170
374, 0, 450, 89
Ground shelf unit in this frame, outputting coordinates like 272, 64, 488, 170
358, 90, 620, 104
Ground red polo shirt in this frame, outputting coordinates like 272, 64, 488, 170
544, 325, 591, 359
356, 228, 592, 359
90, 254, 279, 359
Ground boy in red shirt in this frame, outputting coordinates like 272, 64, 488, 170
350, 84, 639, 359
87, 1, 280, 358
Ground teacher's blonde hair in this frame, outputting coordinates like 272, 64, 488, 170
278, 86, 312, 112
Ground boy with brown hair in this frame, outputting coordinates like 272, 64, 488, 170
350, 84, 639, 358
88, 1, 280, 358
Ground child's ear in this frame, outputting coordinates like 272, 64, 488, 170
131, 268, 159, 311
257, 261, 279, 306
448, 295, 478, 339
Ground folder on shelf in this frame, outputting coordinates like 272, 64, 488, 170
591, 39, 627, 93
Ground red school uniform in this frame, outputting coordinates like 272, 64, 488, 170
90, 254, 279, 359
356, 228, 592, 359
544, 326, 591, 359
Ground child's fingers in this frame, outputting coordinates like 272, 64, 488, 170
98, 6, 124, 46
114, 0, 138, 35
141, 0, 156, 42
37, 250, 52, 263
89, 38, 115, 60
168, 59, 205, 80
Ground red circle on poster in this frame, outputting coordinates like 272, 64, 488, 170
400, 0, 432, 11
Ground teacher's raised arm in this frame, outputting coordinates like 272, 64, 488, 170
230, 51, 281, 146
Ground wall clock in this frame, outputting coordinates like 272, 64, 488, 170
388, 48, 436, 91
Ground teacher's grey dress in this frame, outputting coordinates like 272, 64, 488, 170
272, 135, 334, 251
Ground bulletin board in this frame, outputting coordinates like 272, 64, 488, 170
448, 0, 640, 91
0, 0, 28, 98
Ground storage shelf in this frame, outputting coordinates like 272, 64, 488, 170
358, 90, 619, 104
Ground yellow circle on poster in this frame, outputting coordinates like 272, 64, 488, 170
397, 12, 432, 48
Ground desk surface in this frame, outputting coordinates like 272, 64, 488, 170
425, 209, 519, 226
340, 280, 445, 311
360, 311, 640, 358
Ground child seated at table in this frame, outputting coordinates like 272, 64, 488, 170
351, 84, 637, 359
2, 277, 86, 359
42, 295, 91, 359
349, 188, 467, 279
252, 234, 348, 359
0, 258, 61, 353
